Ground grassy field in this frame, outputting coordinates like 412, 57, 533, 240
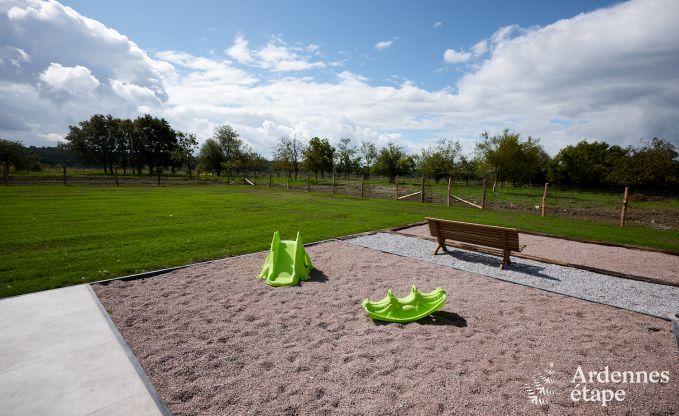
1, 185, 678, 298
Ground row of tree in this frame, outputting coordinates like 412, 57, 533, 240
62, 114, 198, 176
2, 114, 677, 188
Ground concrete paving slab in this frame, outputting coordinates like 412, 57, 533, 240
0, 285, 169, 416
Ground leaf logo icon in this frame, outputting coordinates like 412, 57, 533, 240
525, 363, 557, 406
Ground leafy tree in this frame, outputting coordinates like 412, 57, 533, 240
548, 140, 630, 186
241, 149, 268, 174
212, 125, 242, 180
335, 138, 360, 179
273, 135, 302, 179
0, 139, 39, 171
303, 137, 335, 179
608, 138, 679, 187
458, 155, 479, 184
514, 137, 550, 185
64, 114, 113, 174
198, 138, 225, 175
172, 132, 198, 177
419, 138, 462, 183
475, 129, 521, 191
359, 141, 377, 177
134, 115, 177, 175
373, 142, 414, 182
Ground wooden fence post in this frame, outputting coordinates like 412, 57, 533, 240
620, 186, 629, 227
447, 177, 452, 207
286, 176, 289, 189
481, 179, 487, 209
541, 182, 549, 217
307, 173, 310, 192
268, 171, 272, 188
63, 165, 67, 186
114, 167, 119, 187
395, 176, 399, 199
361, 177, 365, 198
420, 176, 425, 203
332, 174, 336, 194
3, 161, 8, 185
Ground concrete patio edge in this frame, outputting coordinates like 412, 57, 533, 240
87, 286, 172, 416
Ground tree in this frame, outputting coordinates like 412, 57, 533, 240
134, 115, 177, 175
303, 137, 335, 179
458, 155, 479, 184
548, 140, 629, 186
172, 132, 198, 177
373, 142, 414, 181
63, 114, 113, 174
198, 138, 225, 175
475, 129, 522, 191
335, 138, 359, 179
212, 125, 242, 180
513, 137, 550, 186
608, 138, 679, 187
273, 135, 302, 179
419, 138, 462, 183
359, 141, 377, 178
0, 139, 39, 171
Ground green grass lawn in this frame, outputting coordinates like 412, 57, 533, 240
1, 185, 677, 298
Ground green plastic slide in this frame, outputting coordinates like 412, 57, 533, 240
258, 231, 313, 286
362, 286, 446, 323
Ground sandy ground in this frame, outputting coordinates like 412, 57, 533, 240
94, 241, 678, 415
396, 224, 679, 286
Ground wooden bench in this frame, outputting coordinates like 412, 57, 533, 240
425, 217, 525, 270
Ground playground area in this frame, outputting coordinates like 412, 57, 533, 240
93, 228, 679, 415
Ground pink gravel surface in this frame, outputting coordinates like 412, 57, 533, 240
396, 224, 679, 286
94, 241, 678, 415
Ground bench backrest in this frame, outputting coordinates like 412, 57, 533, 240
425, 217, 521, 251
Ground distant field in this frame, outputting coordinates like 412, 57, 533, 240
1, 185, 677, 298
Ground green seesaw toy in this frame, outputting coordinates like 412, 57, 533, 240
362, 286, 446, 323
258, 231, 313, 287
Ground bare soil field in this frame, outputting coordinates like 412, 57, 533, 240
396, 224, 679, 287
94, 241, 678, 415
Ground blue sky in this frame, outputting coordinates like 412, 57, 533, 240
60, 0, 619, 91
1, 0, 678, 157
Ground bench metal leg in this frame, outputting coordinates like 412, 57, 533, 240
434, 243, 447, 255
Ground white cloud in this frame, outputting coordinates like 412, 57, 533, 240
39, 63, 99, 94
433, 21, 442, 29
226, 33, 253, 64
1, 0, 678, 159
375, 40, 394, 51
224, 34, 326, 72
443, 48, 471, 64
471, 40, 488, 56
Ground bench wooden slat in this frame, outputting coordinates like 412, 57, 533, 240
425, 217, 524, 269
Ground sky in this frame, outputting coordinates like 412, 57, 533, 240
1, 0, 678, 157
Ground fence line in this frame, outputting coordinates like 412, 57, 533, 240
3, 168, 678, 230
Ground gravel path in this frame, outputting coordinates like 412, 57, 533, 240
396, 224, 679, 286
345, 233, 679, 320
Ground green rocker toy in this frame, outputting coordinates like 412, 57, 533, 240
258, 231, 313, 287
362, 286, 446, 323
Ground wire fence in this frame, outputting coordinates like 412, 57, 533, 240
3, 167, 678, 230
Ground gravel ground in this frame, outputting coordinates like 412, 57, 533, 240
346, 233, 679, 320
396, 224, 679, 286
94, 241, 678, 416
